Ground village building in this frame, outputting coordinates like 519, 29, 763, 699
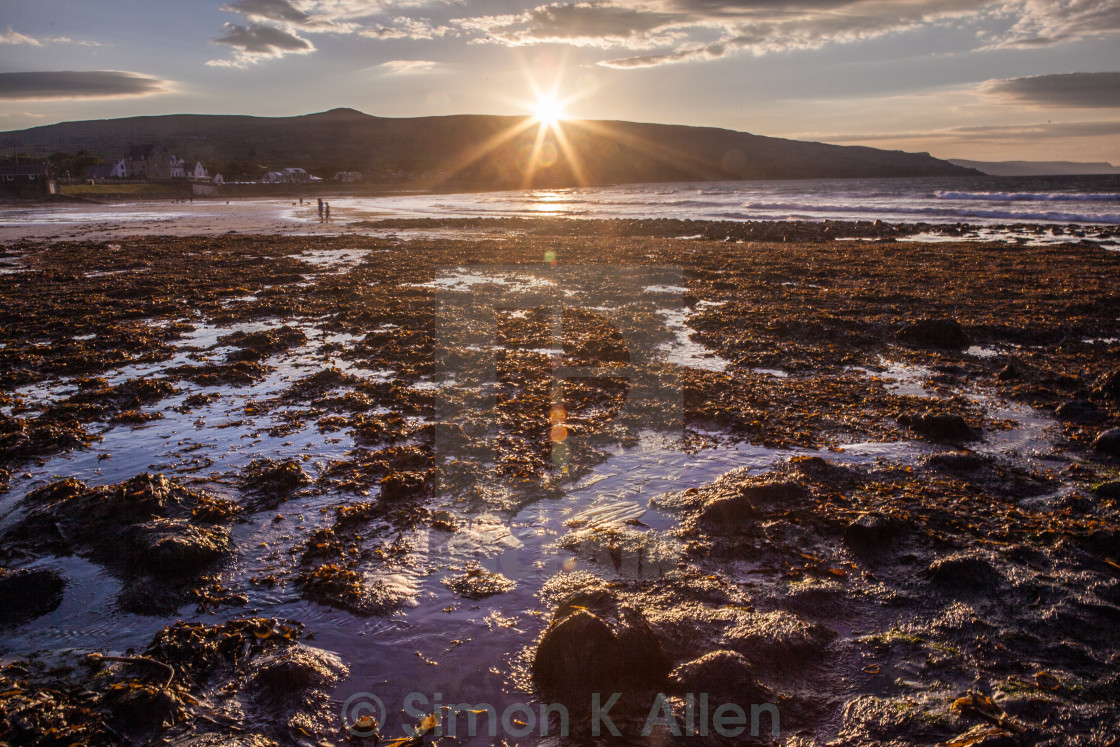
261, 167, 321, 184
281, 167, 311, 183
188, 161, 210, 180
170, 156, 186, 179
0, 160, 58, 198
124, 144, 172, 180
333, 171, 363, 182
86, 158, 132, 180
85, 158, 129, 180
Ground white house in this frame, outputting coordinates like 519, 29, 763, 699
109, 159, 127, 178
259, 167, 320, 184
281, 167, 311, 183
170, 155, 186, 179
333, 171, 363, 182
188, 162, 210, 180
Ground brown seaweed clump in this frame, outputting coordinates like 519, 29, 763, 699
0, 473, 238, 614
0, 617, 345, 745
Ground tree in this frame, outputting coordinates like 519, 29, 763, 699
48, 149, 104, 178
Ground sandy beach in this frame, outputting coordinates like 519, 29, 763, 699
0, 199, 377, 243
1, 217, 1119, 745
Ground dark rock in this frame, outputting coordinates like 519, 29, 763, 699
1094, 481, 1120, 500
668, 650, 773, 704
923, 451, 990, 475
724, 610, 837, 669
1083, 529, 1120, 558
927, 552, 1002, 592
246, 648, 343, 707
23, 473, 214, 532
1055, 399, 1107, 424
1091, 370, 1120, 402
787, 456, 864, 488
105, 685, 180, 730
699, 481, 810, 527
896, 318, 970, 349
0, 567, 65, 624
119, 519, 232, 576
839, 694, 953, 742
898, 412, 977, 442
533, 610, 624, 697
997, 364, 1020, 381
1, 474, 237, 615
843, 512, 908, 552
532, 593, 670, 698
1092, 428, 1120, 457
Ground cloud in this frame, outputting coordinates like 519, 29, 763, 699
45, 36, 110, 47
0, 27, 42, 45
998, 0, 1120, 47
442, 0, 1120, 69
0, 71, 171, 100
376, 59, 441, 74
450, 0, 996, 66
220, 0, 364, 32
359, 16, 454, 39
454, 3, 683, 48
207, 22, 315, 66
306, 0, 458, 22
813, 119, 1120, 143
1, 27, 110, 47
601, 0, 995, 67
218, 0, 456, 29
982, 72, 1120, 108
209, 0, 458, 65
221, 0, 313, 24
201, 0, 1120, 71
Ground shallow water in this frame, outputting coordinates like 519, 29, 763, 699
325, 175, 1120, 229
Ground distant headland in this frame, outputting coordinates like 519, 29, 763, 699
0, 108, 976, 193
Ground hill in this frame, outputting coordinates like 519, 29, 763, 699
1, 108, 976, 188
948, 159, 1120, 176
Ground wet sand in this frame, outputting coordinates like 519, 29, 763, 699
1, 219, 1119, 745
0, 198, 378, 243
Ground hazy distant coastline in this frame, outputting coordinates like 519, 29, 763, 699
948, 159, 1120, 176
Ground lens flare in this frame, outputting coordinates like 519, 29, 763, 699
532, 95, 567, 127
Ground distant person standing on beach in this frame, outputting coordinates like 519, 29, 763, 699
317, 198, 323, 220
325, 203, 331, 221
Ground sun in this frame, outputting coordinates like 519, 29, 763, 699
532, 95, 567, 127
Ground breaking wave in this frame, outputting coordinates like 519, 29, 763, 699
935, 190, 1120, 202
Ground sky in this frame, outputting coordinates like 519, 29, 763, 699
1, 0, 1118, 163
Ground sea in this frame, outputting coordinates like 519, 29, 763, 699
1, 174, 1118, 244
350, 174, 1120, 226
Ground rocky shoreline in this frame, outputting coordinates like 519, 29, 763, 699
1, 220, 1118, 745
